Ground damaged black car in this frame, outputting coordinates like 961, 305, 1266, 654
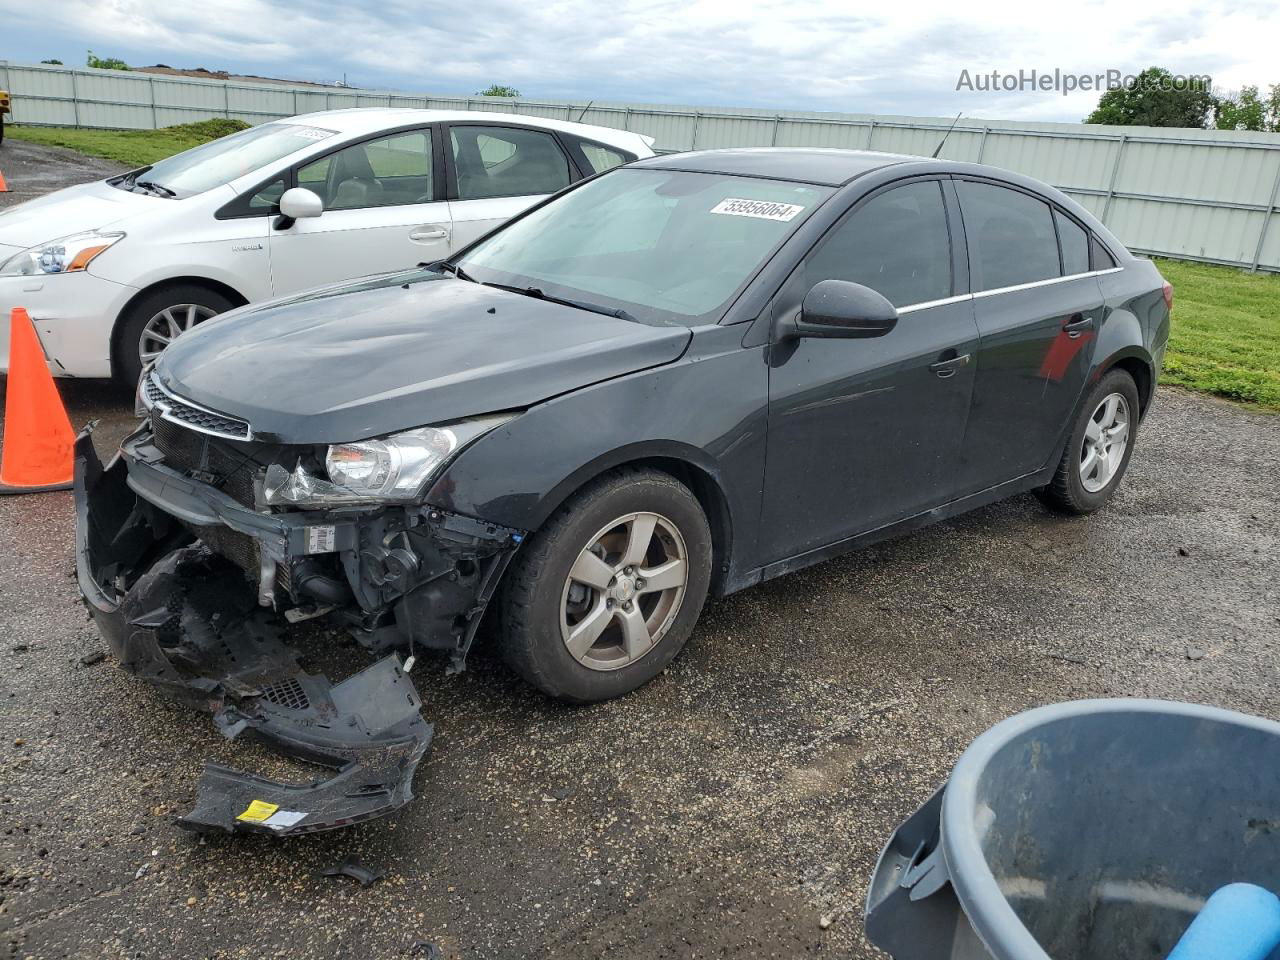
75, 148, 1169, 834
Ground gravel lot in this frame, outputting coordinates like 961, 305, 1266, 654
1, 141, 1278, 960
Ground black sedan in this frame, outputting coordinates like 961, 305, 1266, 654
75, 147, 1168, 830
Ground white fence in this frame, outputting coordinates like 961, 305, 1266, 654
4, 59, 1280, 273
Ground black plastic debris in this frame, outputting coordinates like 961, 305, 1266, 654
321, 854, 386, 887
84, 546, 432, 837
409, 941, 443, 958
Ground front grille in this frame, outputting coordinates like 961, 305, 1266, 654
145, 374, 251, 440
151, 415, 260, 509
261, 677, 310, 711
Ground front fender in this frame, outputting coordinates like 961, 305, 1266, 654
425, 324, 769, 586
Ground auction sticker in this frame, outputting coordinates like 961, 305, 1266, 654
710, 198, 805, 221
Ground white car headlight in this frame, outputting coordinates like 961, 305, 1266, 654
262, 414, 514, 507
0, 230, 126, 277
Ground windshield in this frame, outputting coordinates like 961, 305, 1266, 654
115, 122, 337, 198
456, 168, 832, 326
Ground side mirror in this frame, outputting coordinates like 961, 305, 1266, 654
275, 187, 323, 229
785, 279, 899, 339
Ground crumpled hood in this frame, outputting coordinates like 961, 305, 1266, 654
0, 180, 158, 249
156, 274, 693, 443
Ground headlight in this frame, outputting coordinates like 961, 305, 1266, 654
0, 231, 126, 277
262, 414, 514, 507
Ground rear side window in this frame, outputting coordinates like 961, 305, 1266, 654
450, 126, 572, 200
576, 141, 629, 174
1055, 210, 1090, 276
1092, 235, 1118, 269
957, 181, 1061, 291
800, 180, 952, 308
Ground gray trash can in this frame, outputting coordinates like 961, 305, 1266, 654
864, 699, 1280, 960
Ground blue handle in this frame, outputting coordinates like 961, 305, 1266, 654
1167, 884, 1280, 960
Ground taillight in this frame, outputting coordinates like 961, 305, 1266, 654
1162, 281, 1174, 311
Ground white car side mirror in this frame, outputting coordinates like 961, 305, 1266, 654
278, 187, 324, 220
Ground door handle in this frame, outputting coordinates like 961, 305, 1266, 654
929, 353, 971, 378
1063, 314, 1094, 339
409, 226, 449, 242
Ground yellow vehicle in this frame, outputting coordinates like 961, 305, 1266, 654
0, 90, 10, 144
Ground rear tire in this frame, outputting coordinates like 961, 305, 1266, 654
114, 284, 235, 386
1036, 368, 1140, 515
500, 468, 712, 703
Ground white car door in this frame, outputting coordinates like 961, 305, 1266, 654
269, 128, 452, 294
445, 125, 576, 249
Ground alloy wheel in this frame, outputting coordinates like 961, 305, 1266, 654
138, 303, 218, 366
560, 511, 688, 672
1079, 392, 1130, 493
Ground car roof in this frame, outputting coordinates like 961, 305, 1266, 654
278, 107, 652, 152
632, 148, 922, 186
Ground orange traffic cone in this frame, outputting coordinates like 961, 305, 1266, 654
0, 166, 8, 192
0, 307, 75, 494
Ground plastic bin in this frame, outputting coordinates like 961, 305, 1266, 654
864, 699, 1280, 960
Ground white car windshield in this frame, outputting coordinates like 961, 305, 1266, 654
456, 168, 832, 326
117, 122, 337, 198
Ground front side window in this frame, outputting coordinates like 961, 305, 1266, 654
799, 180, 952, 308
456, 168, 832, 326
297, 131, 434, 211
451, 126, 571, 200
116, 122, 336, 199
957, 181, 1061, 292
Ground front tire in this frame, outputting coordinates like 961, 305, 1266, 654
500, 468, 713, 703
114, 284, 235, 386
1036, 368, 1140, 514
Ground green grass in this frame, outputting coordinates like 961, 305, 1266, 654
7, 119, 249, 168
1154, 258, 1280, 411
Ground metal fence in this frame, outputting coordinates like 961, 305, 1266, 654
4, 59, 1280, 272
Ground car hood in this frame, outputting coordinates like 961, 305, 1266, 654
156, 274, 693, 444
0, 180, 159, 249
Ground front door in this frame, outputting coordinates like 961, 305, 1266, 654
760, 179, 980, 564
269, 128, 452, 294
445, 124, 576, 249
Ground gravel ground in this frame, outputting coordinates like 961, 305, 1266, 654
0, 139, 125, 208
1, 142, 1278, 959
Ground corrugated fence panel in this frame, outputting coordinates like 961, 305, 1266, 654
3, 60, 1280, 270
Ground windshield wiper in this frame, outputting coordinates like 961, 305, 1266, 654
485, 282, 638, 323
135, 180, 176, 198
433, 260, 478, 283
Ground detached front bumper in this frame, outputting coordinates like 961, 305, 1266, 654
74, 430, 504, 836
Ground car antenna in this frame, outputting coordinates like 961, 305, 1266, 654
931, 112, 963, 158
575, 100, 595, 123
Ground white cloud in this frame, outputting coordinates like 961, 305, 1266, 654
5, 0, 1279, 121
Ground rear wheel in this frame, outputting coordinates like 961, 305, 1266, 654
500, 468, 712, 703
1036, 368, 1140, 514
115, 284, 235, 386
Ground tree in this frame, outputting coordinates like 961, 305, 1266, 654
86, 50, 129, 71
41, 58, 63, 65
477, 84, 519, 97
1215, 83, 1280, 131
1084, 66, 1215, 128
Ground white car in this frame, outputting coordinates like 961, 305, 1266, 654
0, 108, 654, 383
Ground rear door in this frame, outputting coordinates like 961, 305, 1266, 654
760, 178, 981, 562
954, 180, 1105, 491
268, 126, 452, 294
444, 124, 577, 249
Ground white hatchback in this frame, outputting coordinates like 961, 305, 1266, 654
0, 108, 653, 383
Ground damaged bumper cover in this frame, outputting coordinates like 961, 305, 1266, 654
73, 427, 521, 835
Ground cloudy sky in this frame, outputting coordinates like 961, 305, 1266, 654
4, 0, 1278, 122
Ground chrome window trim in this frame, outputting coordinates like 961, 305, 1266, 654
895, 266, 1124, 313
144, 372, 254, 442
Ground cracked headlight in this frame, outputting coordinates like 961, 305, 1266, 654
263, 414, 514, 507
0, 231, 126, 277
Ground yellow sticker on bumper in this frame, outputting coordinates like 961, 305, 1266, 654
236, 800, 280, 823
